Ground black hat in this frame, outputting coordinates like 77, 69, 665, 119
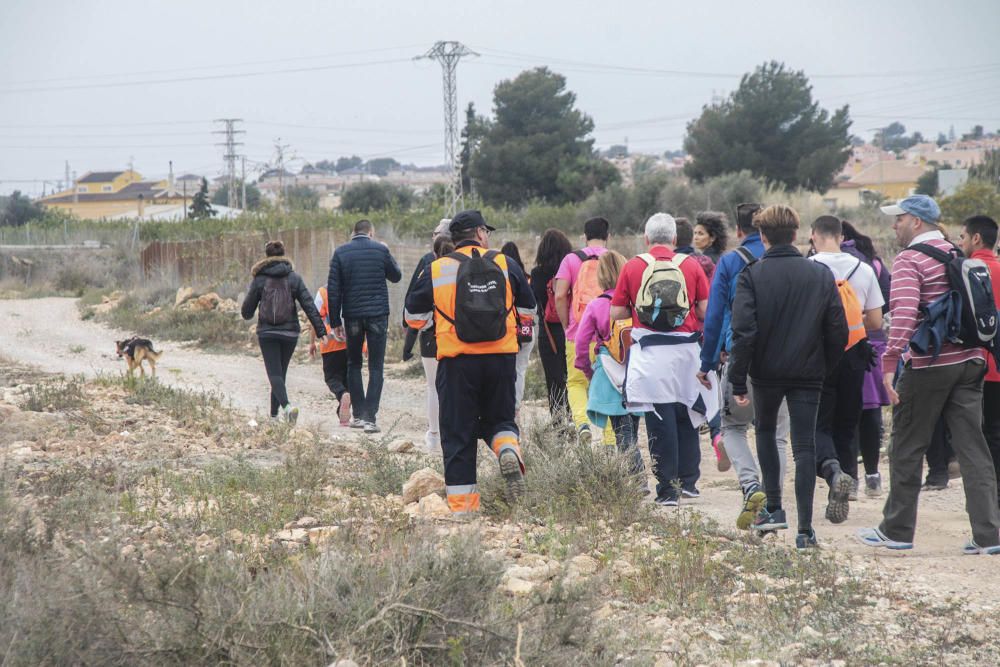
449, 209, 495, 234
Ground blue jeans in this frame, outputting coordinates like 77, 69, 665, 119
345, 315, 388, 423
645, 402, 701, 501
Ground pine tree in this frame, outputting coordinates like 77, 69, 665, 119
188, 178, 216, 220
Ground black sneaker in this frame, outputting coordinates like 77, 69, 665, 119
825, 471, 852, 524
737, 484, 767, 530
796, 530, 819, 550
681, 487, 700, 499
752, 508, 788, 531
922, 479, 948, 491
655, 496, 679, 508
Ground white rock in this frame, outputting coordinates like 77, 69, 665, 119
275, 528, 309, 543
402, 467, 445, 504
307, 526, 340, 546
294, 516, 319, 528
174, 286, 196, 306
329, 660, 359, 667
568, 554, 599, 576
800, 625, 822, 640
416, 493, 451, 517
503, 577, 535, 595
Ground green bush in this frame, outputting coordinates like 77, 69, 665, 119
22, 375, 87, 412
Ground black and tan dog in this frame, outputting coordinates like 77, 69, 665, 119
115, 337, 162, 377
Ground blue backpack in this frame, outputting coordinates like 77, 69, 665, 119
909, 243, 998, 361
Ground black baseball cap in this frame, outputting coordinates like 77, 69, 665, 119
449, 209, 495, 234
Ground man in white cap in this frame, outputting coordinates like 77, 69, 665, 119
856, 195, 1000, 554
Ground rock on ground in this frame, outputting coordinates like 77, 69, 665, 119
402, 467, 445, 504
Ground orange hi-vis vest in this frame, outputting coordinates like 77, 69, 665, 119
315, 287, 347, 354
430, 244, 518, 359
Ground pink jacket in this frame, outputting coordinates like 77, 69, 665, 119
575, 290, 613, 379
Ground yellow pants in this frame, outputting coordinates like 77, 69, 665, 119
564, 340, 615, 444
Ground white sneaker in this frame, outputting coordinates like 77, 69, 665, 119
283, 405, 299, 426
363, 421, 380, 434
424, 430, 441, 455
348, 417, 365, 429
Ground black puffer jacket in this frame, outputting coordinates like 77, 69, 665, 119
241, 257, 326, 338
326, 234, 403, 327
728, 244, 848, 394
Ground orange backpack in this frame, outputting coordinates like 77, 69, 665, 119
570, 250, 603, 325
837, 260, 867, 350
594, 294, 633, 363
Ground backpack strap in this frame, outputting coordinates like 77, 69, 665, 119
846, 258, 863, 281
638, 253, 655, 266
597, 293, 612, 300
910, 242, 957, 264
734, 246, 757, 266
574, 249, 598, 262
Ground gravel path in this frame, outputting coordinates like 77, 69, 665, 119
2, 296, 998, 608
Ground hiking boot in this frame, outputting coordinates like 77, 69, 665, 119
796, 530, 819, 550
363, 421, 380, 434
578, 425, 593, 447
681, 486, 700, 499
283, 405, 299, 426
752, 508, 788, 532
865, 473, 883, 498
737, 484, 767, 530
922, 479, 948, 491
855, 527, 913, 550
712, 433, 731, 472
825, 471, 852, 524
338, 393, 352, 426
947, 459, 961, 480
498, 449, 525, 503
962, 539, 1000, 555
348, 417, 366, 429
848, 477, 859, 501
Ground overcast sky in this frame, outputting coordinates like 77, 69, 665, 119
1, 0, 999, 196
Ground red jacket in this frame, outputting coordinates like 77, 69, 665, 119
971, 249, 1000, 382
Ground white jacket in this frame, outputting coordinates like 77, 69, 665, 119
624, 328, 719, 426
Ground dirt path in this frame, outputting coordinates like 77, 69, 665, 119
2, 297, 998, 608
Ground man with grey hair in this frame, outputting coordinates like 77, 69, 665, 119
611, 212, 712, 505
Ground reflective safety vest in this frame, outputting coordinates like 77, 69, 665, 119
314, 287, 347, 354
430, 244, 519, 359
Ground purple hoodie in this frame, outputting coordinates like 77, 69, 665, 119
574, 290, 614, 379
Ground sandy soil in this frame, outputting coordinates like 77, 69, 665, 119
2, 297, 998, 610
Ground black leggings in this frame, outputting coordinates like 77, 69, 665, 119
753, 384, 821, 534
858, 408, 883, 475
537, 320, 569, 417
259, 335, 297, 417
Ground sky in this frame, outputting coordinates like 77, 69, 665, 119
1, 0, 999, 196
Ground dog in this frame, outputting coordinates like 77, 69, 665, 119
116, 337, 162, 377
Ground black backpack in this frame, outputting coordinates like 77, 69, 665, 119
437, 249, 512, 343
911, 243, 998, 350
259, 275, 295, 326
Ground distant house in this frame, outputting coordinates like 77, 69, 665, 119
818, 161, 928, 211
37, 169, 188, 220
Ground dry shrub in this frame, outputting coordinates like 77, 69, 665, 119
479, 416, 647, 526
0, 486, 610, 666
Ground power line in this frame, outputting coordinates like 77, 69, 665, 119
0, 57, 415, 95
472, 46, 1000, 80
0, 44, 426, 88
